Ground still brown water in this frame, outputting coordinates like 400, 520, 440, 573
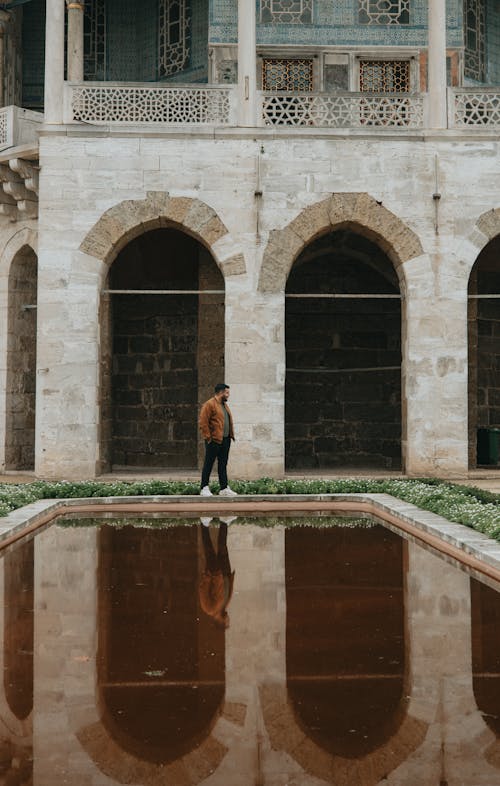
1, 514, 500, 786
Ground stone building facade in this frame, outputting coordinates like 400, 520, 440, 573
0, 0, 498, 479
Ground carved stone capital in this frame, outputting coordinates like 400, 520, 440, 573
9, 158, 39, 195
17, 200, 38, 219
0, 159, 39, 222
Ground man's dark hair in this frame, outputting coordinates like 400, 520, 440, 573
214, 383, 229, 393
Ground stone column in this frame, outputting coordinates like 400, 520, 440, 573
44, 0, 65, 124
226, 285, 285, 479
428, 0, 448, 128
237, 0, 257, 127
66, 1, 84, 82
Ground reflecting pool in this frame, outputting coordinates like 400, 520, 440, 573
2, 513, 500, 785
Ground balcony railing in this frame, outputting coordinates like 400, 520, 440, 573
0, 106, 43, 152
66, 82, 237, 125
56, 83, 500, 131
450, 88, 500, 128
260, 91, 425, 129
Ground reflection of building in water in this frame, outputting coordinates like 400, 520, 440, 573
261, 526, 428, 783
18, 521, 500, 784
471, 577, 500, 768
96, 525, 225, 764
0, 538, 33, 784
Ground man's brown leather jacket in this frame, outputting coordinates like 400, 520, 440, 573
199, 397, 235, 444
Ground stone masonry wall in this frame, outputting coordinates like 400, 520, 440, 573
28, 128, 500, 479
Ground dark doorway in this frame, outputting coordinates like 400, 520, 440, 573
6, 246, 37, 471
468, 237, 500, 468
100, 228, 224, 471
285, 230, 402, 470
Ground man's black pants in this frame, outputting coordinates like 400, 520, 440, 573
201, 437, 231, 490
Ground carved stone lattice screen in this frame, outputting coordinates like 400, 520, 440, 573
261, 92, 423, 128
262, 59, 314, 91
0, 109, 9, 148
463, 0, 486, 82
359, 60, 410, 93
453, 91, 500, 126
159, 0, 190, 78
260, 0, 313, 24
71, 85, 232, 124
359, 0, 410, 25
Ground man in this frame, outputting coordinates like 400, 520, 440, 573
199, 383, 237, 497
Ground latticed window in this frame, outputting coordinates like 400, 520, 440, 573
359, 60, 410, 93
84, 0, 107, 80
159, 0, 190, 78
260, 0, 313, 24
359, 0, 410, 25
262, 59, 313, 91
464, 0, 485, 82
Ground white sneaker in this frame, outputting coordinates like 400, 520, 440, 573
219, 516, 237, 525
200, 517, 213, 527
200, 486, 213, 497
219, 486, 237, 497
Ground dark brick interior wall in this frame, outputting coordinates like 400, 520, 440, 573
285, 231, 401, 470
6, 247, 37, 470
107, 229, 224, 469
468, 238, 500, 466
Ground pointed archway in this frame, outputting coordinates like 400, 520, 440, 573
5, 245, 37, 471
78, 192, 245, 475
101, 227, 224, 471
468, 234, 500, 468
285, 230, 402, 470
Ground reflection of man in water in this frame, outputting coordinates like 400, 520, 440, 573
199, 518, 236, 629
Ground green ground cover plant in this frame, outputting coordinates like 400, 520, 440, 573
0, 476, 497, 538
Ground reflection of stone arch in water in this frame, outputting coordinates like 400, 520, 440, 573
77, 700, 246, 786
260, 682, 427, 784
75, 526, 247, 784
471, 577, 500, 771
261, 526, 428, 784
0, 545, 33, 784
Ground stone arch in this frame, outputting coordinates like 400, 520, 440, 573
258, 193, 423, 293
79, 193, 244, 473
0, 227, 38, 271
79, 191, 246, 277
0, 229, 38, 473
475, 207, 500, 253
466, 208, 500, 468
